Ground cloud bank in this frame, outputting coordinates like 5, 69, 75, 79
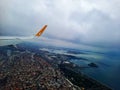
0, 0, 120, 47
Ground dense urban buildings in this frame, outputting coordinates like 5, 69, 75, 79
0, 45, 76, 90
0, 44, 112, 90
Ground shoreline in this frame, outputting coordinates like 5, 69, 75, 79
81, 72, 113, 90
59, 64, 112, 90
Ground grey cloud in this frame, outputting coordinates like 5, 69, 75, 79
70, 9, 120, 45
0, 0, 120, 47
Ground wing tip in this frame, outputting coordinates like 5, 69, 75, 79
35, 25, 47, 37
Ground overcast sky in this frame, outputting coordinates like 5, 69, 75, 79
0, 0, 120, 47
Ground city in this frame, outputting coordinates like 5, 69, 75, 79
0, 43, 112, 90
0, 45, 76, 90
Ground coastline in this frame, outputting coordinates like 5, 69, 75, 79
59, 64, 112, 90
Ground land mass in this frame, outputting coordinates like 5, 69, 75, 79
0, 43, 112, 90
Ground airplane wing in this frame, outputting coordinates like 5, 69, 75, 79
0, 25, 47, 40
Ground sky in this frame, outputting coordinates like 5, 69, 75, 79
0, 0, 120, 47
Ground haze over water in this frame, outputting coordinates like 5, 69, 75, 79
70, 46, 120, 90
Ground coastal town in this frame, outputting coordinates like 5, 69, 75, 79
0, 44, 112, 90
0, 46, 77, 90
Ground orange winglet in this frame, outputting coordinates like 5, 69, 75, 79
35, 25, 47, 37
